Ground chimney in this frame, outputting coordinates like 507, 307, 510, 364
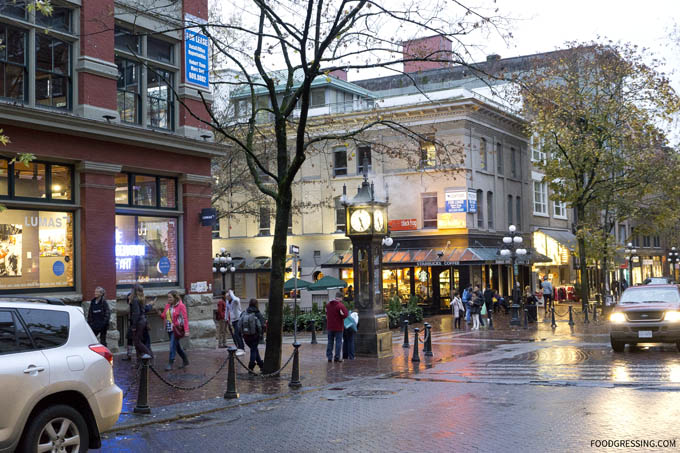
486, 54, 501, 62
329, 68, 348, 81
402, 35, 452, 73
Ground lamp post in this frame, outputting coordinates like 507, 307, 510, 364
668, 247, 679, 282
500, 225, 527, 326
625, 243, 637, 287
213, 248, 236, 292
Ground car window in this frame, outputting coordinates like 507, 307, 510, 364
0, 310, 33, 354
620, 288, 680, 304
17, 308, 69, 349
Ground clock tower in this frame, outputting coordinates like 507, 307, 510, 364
343, 170, 392, 358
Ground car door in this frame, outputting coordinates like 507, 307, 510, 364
0, 309, 49, 451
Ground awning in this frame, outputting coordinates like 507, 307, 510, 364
322, 247, 552, 267
306, 275, 348, 291
537, 228, 577, 251
283, 277, 313, 291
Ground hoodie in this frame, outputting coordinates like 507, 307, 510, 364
228, 289, 242, 322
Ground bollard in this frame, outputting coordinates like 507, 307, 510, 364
310, 320, 318, 345
551, 306, 557, 329
568, 305, 575, 326
523, 308, 528, 329
592, 302, 598, 322
289, 342, 302, 389
584, 303, 590, 324
224, 346, 239, 399
424, 323, 433, 357
402, 320, 410, 348
133, 354, 152, 414
411, 328, 420, 362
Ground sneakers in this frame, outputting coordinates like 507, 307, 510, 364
164, 361, 173, 371
236, 349, 246, 356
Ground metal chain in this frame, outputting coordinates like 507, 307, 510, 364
234, 350, 295, 378
148, 354, 230, 391
553, 307, 571, 317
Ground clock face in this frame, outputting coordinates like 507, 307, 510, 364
350, 209, 372, 233
374, 210, 385, 232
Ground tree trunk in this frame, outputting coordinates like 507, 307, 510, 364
263, 191, 292, 374
576, 206, 589, 309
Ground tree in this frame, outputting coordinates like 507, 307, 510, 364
517, 42, 680, 305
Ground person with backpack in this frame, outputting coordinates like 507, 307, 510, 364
462, 285, 473, 324
238, 298, 266, 372
326, 291, 348, 362
87, 286, 110, 347
342, 310, 359, 360
157, 290, 189, 371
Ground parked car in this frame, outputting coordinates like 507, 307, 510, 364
609, 285, 680, 352
0, 301, 122, 452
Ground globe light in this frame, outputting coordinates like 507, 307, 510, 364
632, 249, 637, 254
219, 266, 227, 273
513, 236, 523, 244
500, 249, 511, 256
212, 266, 217, 273
383, 236, 394, 247
213, 258, 220, 266
220, 256, 228, 264
226, 255, 232, 263
503, 237, 512, 244
517, 248, 527, 255
229, 266, 236, 272
220, 247, 226, 254
627, 242, 633, 248
509, 225, 516, 233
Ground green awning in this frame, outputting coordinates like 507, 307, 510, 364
306, 275, 348, 291
283, 278, 313, 291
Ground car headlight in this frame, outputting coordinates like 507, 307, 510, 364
665, 311, 680, 322
610, 312, 626, 324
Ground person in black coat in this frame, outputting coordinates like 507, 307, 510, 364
525, 285, 538, 322
130, 284, 153, 358
87, 287, 110, 347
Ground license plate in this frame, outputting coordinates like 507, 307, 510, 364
638, 331, 653, 338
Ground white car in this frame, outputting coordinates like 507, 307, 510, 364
0, 301, 122, 452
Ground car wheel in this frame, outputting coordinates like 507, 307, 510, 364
20, 404, 89, 453
611, 338, 625, 353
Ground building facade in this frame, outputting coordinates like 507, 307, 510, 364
0, 0, 218, 350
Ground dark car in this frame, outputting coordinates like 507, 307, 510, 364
609, 285, 680, 352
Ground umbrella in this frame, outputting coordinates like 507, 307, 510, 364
283, 277, 313, 291
306, 275, 348, 291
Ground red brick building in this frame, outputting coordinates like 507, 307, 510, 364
0, 0, 218, 349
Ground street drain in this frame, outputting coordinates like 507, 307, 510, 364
347, 390, 397, 397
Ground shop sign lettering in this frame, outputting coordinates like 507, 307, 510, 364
24, 216, 70, 228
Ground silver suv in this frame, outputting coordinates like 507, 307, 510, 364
0, 301, 122, 452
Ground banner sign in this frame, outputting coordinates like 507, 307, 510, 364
437, 212, 466, 230
445, 189, 477, 213
388, 218, 417, 231
184, 14, 210, 90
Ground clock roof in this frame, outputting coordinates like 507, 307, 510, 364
345, 174, 388, 207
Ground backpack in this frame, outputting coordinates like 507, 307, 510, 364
239, 311, 262, 336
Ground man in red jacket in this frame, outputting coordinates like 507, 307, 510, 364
215, 291, 228, 348
326, 291, 348, 362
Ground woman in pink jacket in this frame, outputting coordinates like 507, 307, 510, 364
157, 290, 190, 371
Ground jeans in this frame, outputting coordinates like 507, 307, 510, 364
232, 320, 245, 350
454, 316, 461, 329
342, 329, 356, 360
168, 331, 188, 363
544, 294, 553, 312
327, 330, 343, 360
464, 302, 471, 322
245, 335, 263, 368
133, 320, 153, 358
216, 320, 228, 347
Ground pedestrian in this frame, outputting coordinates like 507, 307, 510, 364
216, 290, 228, 348
325, 291, 348, 362
129, 284, 153, 359
122, 292, 134, 361
87, 286, 110, 347
227, 289, 246, 355
157, 290, 189, 371
238, 298, 266, 372
470, 285, 483, 330
525, 285, 538, 322
462, 285, 473, 324
342, 310, 359, 360
451, 290, 464, 329
541, 275, 554, 312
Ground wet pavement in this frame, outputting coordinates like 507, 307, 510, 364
103, 307, 680, 451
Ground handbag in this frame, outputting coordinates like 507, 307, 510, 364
344, 315, 357, 332
480, 303, 487, 316
173, 313, 186, 338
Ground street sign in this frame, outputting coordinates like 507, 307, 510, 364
184, 14, 210, 90
289, 245, 300, 255
200, 208, 217, 226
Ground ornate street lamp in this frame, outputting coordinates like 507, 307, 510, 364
625, 243, 637, 287
500, 225, 527, 326
213, 248, 236, 291
668, 247, 679, 282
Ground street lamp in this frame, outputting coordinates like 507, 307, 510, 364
625, 243, 637, 287
500, 224, 527, 326
668, 247, 679, 282
213, 250, 236, 292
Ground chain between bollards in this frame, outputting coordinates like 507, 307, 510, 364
133, 354, 151, 414
551, 306, 557, 329
289, 342, 302, 389
309, 320, 318, 345
584, 303, 590, 324
402, 319, 410, 348
224, 346, 239, 399
411, 327, 420, 362
568, 305, 575, 326
424, 323, 433, 357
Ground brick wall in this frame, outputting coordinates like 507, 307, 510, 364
79, 0, 116, 110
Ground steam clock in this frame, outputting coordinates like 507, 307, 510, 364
343, 173, 392, 358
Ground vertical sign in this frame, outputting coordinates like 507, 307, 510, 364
184, 14, 210, 90
467, 190, 477, 213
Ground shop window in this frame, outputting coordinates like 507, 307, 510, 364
422, 193, 437, 229
116, 173, 177, 209
479, 138, 487, 170
115, 215, 178, 286
496, 142, 503, 174
0, 24, 26, 101
259, 206, 270, 236
0, 209, 74, 291
14, 162, 46, 199
116, 57, 141, 124
333, 147, 347, 176
357, 146, 371, 174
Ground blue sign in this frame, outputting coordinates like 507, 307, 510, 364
53, 261, 65, 276
185, 29, 209, 89
157, 257, 171, 275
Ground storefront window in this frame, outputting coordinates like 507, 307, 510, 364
0, 209, 73, 290
14, 162, 46, 198
340, 268, 354, 293
0, 160, 8, 196
133, 175, 156, 207
396, 268, 412, 301
414, 266, 431, 303
383, 269, 397, 301
115, 215, 178, 285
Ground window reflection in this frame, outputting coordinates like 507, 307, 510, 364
133, 175, 156, 207
147, 68, 173, 129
